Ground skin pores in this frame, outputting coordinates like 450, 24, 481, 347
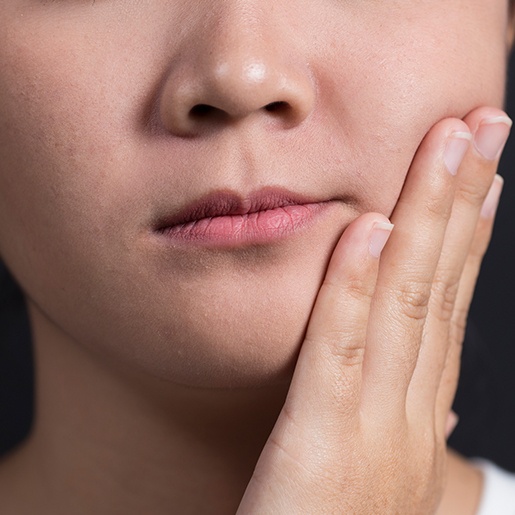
0, 1, 510, 388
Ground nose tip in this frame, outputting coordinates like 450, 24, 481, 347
158, 37, 316, 136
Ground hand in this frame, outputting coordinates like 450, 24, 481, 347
237, 107, 511, 514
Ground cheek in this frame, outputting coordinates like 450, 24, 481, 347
315, 3, 508, 216
0, 23, 132, 276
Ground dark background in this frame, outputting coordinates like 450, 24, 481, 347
2, 54, 515, 472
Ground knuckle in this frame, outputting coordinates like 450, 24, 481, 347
456, 178, 490, 209
393, 280, 432, 322
423, 189, 452, 220
327, 272, 375, 304
430, 275, 460, 323
328, 339, 366, 366
303, 331, 365, 368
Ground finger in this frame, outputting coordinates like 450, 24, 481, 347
448, 108, 510, 340
282, 213, 393, 427
451, 175, 504, 337
408, 109, 511, 426
435, 174, 504, 427
238, 213, 393, 511
361, 118, 471, 417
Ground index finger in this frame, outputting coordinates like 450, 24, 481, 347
281, 212, 392, 431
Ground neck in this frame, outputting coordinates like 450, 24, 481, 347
0, 303, 288, 515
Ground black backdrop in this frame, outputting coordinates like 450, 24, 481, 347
2, 54, 515, 472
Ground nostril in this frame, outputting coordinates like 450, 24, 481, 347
264, 101, 289, 114
187, 101, 292, 126
189, 104, 231, 124
190, 104, 216, 118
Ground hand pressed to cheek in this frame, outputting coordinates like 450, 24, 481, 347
239, 112, 503, 513
239, 102, 511, 512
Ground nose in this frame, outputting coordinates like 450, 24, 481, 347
158, 6, 316, 136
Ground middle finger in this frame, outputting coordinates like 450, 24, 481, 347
360, 118, 470, 417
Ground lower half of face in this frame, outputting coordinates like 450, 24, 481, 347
0, 0, 510, 388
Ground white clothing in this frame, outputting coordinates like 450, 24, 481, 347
475, 459, 515, 515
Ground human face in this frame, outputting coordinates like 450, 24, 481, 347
0, 1, 511, 388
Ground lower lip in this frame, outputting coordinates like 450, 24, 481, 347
156, 203, 330, 246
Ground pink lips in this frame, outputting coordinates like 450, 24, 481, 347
154, 188, 331, 246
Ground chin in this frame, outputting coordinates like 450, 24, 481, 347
124, 286, 316, 390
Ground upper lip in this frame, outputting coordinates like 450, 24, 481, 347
154, 187, 329, 230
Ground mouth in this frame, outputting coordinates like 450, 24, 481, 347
153, 187, 336, 247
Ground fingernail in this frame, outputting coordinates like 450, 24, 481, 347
474, 116, 512, 161
444, 132, 472, 175
445, 411, 459, 439
481, 174, 504, 219
369, 222, 394, 258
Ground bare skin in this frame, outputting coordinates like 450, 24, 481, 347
0, 1, 513, 513
438, 450, 484, 514
236, 110, 509, 513
0, 107, 509, 514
